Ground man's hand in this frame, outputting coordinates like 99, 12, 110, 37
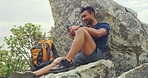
68, 26, 79, 39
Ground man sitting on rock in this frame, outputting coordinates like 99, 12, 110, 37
12, 6, 110, 78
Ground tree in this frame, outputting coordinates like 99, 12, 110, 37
4, 23, 44, 74
0, 45, 15, 77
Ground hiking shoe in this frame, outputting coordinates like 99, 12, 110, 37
50, 58, 75, 73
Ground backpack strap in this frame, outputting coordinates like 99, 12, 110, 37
45, 40, 54, 60
31, 48, 40, 65
38, 40, 54, 61
38, 40, 48, 62
40, 43, 48, 62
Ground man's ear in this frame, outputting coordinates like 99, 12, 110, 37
91, 12, 95, 17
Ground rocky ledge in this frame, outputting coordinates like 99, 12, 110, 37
10, 60, 148, 78
39, 59, 115, 78
39, 60, 148, 78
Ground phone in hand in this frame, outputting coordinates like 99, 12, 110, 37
66, 25, 70, 32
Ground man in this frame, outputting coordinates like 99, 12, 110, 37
49, 6, 110, 73
12, 6, 110, 78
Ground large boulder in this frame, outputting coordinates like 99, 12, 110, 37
49, 0, 148, 76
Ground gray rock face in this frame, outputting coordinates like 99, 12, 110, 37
49, 0, 148, 76
10, 60, 115, 78
39, 60, 115, 78
118, 63, 148, 78
10, 61, 148, 78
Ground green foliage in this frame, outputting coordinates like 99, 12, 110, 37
0, 47, 13, 76
1, 23, 45, 77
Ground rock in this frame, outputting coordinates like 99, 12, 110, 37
48, 0, 148, 76
118, 63, 148, 78
10, 72, 24, 78
39, 59, 115, 78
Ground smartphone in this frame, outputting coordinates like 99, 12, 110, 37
66, 25, 70, 32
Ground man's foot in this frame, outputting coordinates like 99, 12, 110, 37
50, 58, 75, 73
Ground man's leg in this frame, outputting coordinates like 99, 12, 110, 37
10, 57, 63, 78
49, 28, 96, 73
66, 27, 96, 62
33, 57, 63, 77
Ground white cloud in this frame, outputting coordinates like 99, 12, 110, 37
0, 25, 12, 45
0, 0, 54, 24
122, 0, 148, 10
138, 10, 148, 23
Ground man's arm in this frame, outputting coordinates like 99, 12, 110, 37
68, 26, 107, 38
68, 26, 79, 39
83, 27, 107, 38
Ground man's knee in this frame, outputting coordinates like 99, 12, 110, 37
76, 27, 87, 35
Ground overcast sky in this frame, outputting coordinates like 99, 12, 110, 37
0, 0, 148, 48
0, 0, 54, 48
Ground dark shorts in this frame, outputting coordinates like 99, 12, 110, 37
73, 48, 104, 66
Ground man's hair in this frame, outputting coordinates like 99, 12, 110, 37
81, 6, 95, 15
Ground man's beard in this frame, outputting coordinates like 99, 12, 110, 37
83, 19, 93, 27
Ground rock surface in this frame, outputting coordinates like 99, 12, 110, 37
49, 0, 148, 76
118, 63, 148, 78
10, 61, 148, 78
39, 59, 115, 78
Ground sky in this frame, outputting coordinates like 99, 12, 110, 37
0, 0, 148, 49
0, 0, 54, 48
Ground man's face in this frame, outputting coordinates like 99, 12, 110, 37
81, 10, 93, 25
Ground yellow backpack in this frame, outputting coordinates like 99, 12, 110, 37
31, 40, 59, 70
